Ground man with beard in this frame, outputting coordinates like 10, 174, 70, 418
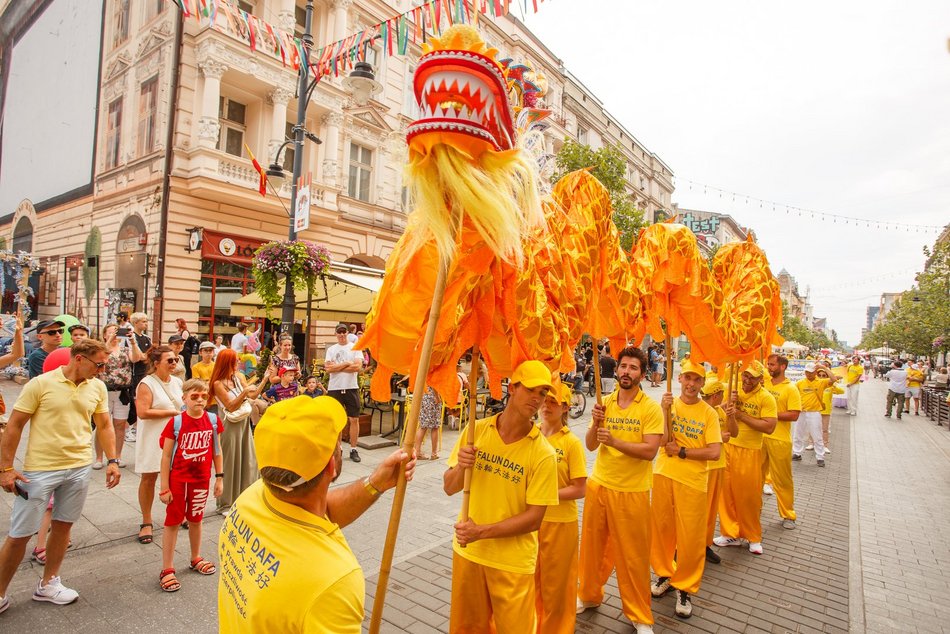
763, 354, 802, 529
443, 360, 559, 633
577, 347, 663, 634
217, 396, 414, 633
714, 361, 777, 555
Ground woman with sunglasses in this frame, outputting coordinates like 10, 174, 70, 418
93, 323, 145, 469
209, 349, 270, 514
133, 345, 184, 544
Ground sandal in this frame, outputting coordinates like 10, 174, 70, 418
430, 454, 440, 460
31, 547, 47, 564
416, 453, 430, 460
189, 557, 217, 575
138, 523, 153, 544
159, 568, 181, 592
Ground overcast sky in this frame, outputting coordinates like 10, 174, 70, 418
522, 1, 950, 346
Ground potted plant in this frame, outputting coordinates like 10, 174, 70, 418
252, 240, 331, 315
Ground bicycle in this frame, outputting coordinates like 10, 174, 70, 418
569, 388, 587, 419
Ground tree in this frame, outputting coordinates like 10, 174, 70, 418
552, 140, 647, 250
778, 302, 836, 351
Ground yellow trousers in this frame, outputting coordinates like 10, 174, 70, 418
535, 520, 578, 634
761, 438, 796, 521
650, 475, 709, 594
450, 552, 536, 634
718, 444, 764, 543
705, 468, 723, 545
578, 481, 653, 625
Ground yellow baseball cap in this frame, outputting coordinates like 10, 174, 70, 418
510, 360, 555, 390
743, 360, 765, 378
701, 372, 724, 395
680, 359, 706, 378
255, 395, 346, 484
557, 383, 573, 405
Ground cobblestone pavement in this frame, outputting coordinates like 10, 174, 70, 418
0, 377, 948, 633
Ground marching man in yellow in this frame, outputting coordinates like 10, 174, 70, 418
651, 360, 722, 619
534, 381, 587, 634
793, 363, 836, 467
443, 360, 559, 633
714, 361, 777, 555
763, 354, 802, 529
577, 347, 663, 634
700, 374, 736, 565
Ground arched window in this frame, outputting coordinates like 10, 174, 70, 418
113, 214, 147, 314
12, 216, 33, 252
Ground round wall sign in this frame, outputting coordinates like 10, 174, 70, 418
220, 237, 237, 256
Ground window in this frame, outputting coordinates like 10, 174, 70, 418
294, 5, 307, 38
105, 98, 123, 169
137, 77, 158, 156
113, 0, 130, 47
218, 97, 246, 157
144, 0, 164, 21
237, 0, 255, 14
198, 257, 262, 337
403, 64, 420, 118
347, 143, 372, 201
282, 121, 295, 172
364, 46, 379, 71
577, 125, 589, 145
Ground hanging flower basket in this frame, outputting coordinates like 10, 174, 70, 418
934, 336, 946, 350
252, 240, 331, 314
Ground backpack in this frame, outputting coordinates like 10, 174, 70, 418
186, 335, 201, 356
168, 412, 220, 470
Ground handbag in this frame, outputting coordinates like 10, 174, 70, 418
222, 374, 252, 423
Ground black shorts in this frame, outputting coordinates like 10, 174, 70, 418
328, 389, 361, 418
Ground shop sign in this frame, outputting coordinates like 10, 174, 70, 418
202, 230, 263, 262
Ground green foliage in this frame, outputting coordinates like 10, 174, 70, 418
256, 347, 273, 381
252, 240, 331, 315
861, 236, 950, 358
778, 302, 836, 351
83, 227, 101, 303
552, 140, 646, 250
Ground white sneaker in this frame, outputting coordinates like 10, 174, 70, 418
650, 576, 671, 597
713, 536, 743, 547
32, 576, 79, 605
634, 624, 655, 634
763, 483, 774, 495
576, 597, 600, 614
748, 542, 763, 555
824, 447, 831, 455
805, 444, 814, 451
0, 595, 8, 614
674, 589, 692, 618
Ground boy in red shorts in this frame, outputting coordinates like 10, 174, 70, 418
157, 378, 223, 592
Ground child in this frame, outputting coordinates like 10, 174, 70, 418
302, 375, 327, 397
264, 366, 299, 403
191, 341, 216, 380
157, 378, 223, 592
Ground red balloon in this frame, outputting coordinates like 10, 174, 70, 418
42, 347, 72, 373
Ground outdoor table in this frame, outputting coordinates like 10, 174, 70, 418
384, 394, 408, 439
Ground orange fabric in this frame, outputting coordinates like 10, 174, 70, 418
650, 475, 709, 594
578, 481, 653, 625
535, 520, 578, 634
718, 443, 764, 543
762, 438, 796, 521
705, 467, 724, 545
450, 551, 536, 634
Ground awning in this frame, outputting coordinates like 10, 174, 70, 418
230, 267, 382, 322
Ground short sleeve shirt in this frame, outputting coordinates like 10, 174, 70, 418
160, 412, 223, 483
265, 382, 299, 402
655, 398, 721, 492
13, 368, 109, 471
847, 364, 864, 384
539, 426, 587, 522
446, 416, 558, 574
907, 369, 923, 388
325, 343, 362, 391
589, 389, 664, 492
191, 361, 214, 381
796, 377, 833, 412
764, 378, 802, 443
885, 369, 908, 393
27, 348, 50, 379
731, 385, 777, 450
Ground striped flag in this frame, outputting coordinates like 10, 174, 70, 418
244, 143, 267, 196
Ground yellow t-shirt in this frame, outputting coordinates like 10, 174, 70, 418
796, 377, 833, 412
707, 405, 728, 471
846, 364, 864, 385
218, 480, 364, 634
447, 416, 559, 574
589, 389, 664, 492
13, 368, 109, 471
821, 383, 844, 415
907, 369, 923, 388
731, 385, 777, 450
655, 398, 721, 492
539, 425, 588, 523
191, 361, 214, 381
764, 378, 802, 444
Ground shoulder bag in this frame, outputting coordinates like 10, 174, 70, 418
221, 373, 252, 423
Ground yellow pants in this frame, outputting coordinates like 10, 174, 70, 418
450, 552, 536, 633
650, 475, 709, 594
578, 481, 653, 625
706, 467, 724, 545
718, 444, 764, 543
761, 438, 796, 521
535, 520, 578, 634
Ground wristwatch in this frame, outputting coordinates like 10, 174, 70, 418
107, 459, 120, 466
362, 476, 382, 497
678, 446, 687, 460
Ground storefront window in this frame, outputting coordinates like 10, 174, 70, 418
197, 230, 264, 338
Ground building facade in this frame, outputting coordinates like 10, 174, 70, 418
1, 0, 675, 350
665, 206, 748, 257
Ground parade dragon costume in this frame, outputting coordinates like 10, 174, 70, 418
359, 25, 782, 405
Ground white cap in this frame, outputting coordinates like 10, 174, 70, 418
804, 362, 817, 373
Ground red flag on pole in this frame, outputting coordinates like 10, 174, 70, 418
244, 143, 267, 196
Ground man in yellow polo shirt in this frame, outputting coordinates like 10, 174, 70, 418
906, 363, 924, 415
701, 374, 735, 565
714, 361, 776, 555
217, 396, 415, 633
577, 346, 663, 634
763, 354, 802, 530
443, 360, 559, 633
651, 360, 721, 620
845, 355, 864, 416
793, 363, 837, 467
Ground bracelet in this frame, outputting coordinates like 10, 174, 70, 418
0, 466, 14, 473
215, 473, 225, 478
159, 489, 171, 496
362, 476, 382, 497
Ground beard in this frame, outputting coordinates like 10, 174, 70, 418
618, 375, 637, 389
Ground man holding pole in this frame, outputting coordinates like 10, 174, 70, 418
714, 361, 776, 555
763, 354, 802, 529
577, 346, 663, 634
442, 360, 559, 633
651, 359, 722, 619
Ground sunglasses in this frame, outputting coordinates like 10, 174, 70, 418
41, 329, 64, 336
79, 355, 107, 369
186, 392, 209, 401
165, 358, 179, 365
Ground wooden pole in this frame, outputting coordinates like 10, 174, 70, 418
663, 334, 673, 439
369, 261, 449, 634
593, 340, 602, 406
460, 345, 480, 523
